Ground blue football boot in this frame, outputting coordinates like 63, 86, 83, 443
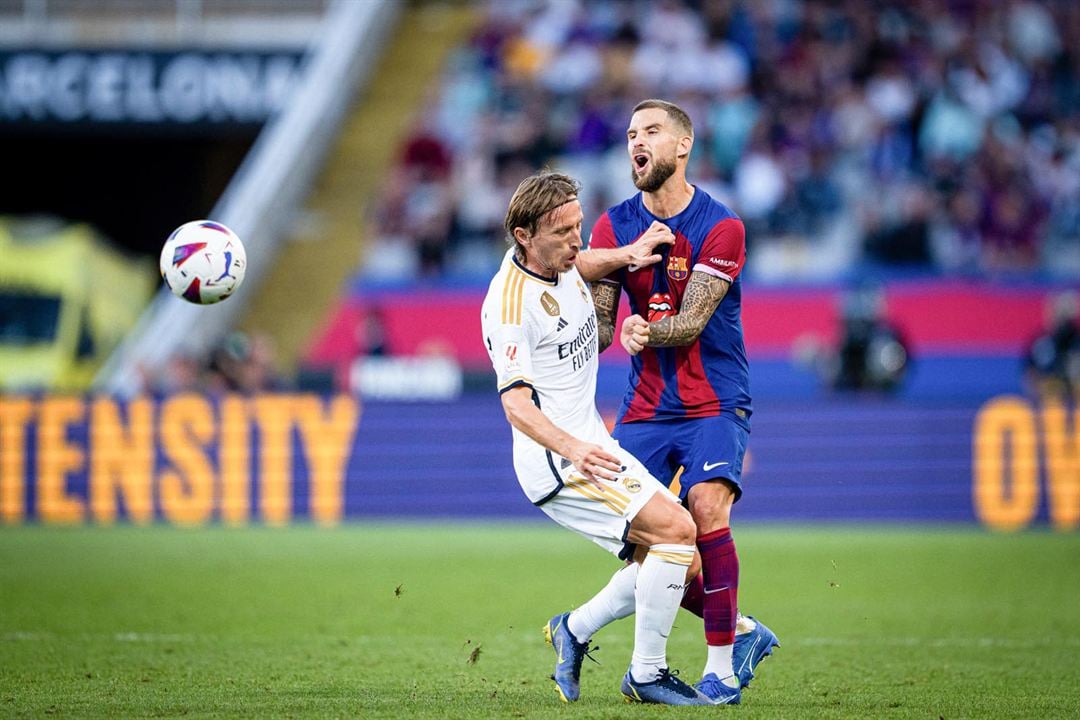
620, 667, 716, 706
695, 673, 742, 704
733, 615, 780, 689
543, 612, 594, 702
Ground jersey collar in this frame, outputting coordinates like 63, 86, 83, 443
511, 255, 559, 286
638, 184, 700, 224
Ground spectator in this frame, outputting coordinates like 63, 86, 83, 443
827, 284, 910, 393
1025, 291, 1080, 397
206, 331, 287, 394
359, 0, 1078, 283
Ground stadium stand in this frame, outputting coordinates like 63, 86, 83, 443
355, 0, 1077, 283
305, 0, 1077, 404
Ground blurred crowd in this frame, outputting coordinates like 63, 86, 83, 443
144, 330, 289, 396
362, 0, 1078, 283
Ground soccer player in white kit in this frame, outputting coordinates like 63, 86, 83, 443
480, 172, 714, 706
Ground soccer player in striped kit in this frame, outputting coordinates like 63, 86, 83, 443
481, 171, 714, 705
555, 100, 780, 705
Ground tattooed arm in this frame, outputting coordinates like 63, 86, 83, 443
649, 272, 730, 346
621, 272, 731, 354
591, 281, 621, 353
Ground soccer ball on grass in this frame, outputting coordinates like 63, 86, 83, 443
159, 220, 246, 304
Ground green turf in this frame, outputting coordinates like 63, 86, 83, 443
2, 524, 1078, 718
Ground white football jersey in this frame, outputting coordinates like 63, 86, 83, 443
481, 250, 609, 504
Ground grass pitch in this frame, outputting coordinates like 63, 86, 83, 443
1, 524, 1078, 719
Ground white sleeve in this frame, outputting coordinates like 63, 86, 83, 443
482, 304, 540, 394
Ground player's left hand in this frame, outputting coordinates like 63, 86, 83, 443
621, 314, 650, 355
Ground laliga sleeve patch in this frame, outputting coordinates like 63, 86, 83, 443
540, 291, 560, 317
503, 342, 521, 373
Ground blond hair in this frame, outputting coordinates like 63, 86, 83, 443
503, 172, 581, 257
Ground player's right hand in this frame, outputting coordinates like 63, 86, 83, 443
621, 314, 650, 355
626, 221, 675, 271
569, 441, 623, 488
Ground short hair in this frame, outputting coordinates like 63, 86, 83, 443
503, 171, 581, 244
632, 99, 694, 138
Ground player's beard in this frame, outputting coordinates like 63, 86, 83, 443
632, 154, 677, 193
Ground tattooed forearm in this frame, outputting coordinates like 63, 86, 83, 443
591, 282, 620, 352
647, 273, 730, 347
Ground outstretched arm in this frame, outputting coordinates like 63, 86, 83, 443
576, 221, 674, 282
621, 271, 731, 354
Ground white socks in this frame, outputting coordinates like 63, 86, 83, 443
703, 643, 738, 686
701, 614, 755, 683
568, 563, 638, 642
630, 544, 695, 683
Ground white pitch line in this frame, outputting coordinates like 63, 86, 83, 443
113, 632, 197, 643
795, 637, 1080, 648
1, 631, 49, 641
2, 632, 198, 643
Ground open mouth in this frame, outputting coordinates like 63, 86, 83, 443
634, 154, 649, 170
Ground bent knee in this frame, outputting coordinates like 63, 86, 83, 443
687, 481, 736, 529
629, 494, 699, 548
660, 504, 697, 546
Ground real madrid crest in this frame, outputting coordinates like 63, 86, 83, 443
540, 291, 560, 316
667, 255, 689, 281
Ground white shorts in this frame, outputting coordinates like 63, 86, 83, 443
537, 453, 678, 560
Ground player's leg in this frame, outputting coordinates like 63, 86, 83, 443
676, 573, 780, 690
618, 414, 777, 694
537, 467, 708, 704
555, 421, 679, 664
564, 562, 637, 643
685, 479, 742, 701
619, 492, 713, 704
675, 414, 748, 704
544, 562, 639, 701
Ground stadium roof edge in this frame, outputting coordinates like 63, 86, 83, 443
0, 2, 327, 49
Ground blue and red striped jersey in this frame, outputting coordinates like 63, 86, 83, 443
589, 187, 751, 426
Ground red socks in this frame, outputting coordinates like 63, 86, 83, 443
696, 527, 739, 646
680, 572, 704, 617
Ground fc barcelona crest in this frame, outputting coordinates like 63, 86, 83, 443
667, 255, 689, 281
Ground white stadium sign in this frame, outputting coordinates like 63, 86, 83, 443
0, 50, 304, 124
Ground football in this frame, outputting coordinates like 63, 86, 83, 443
159, 220, 246, 304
